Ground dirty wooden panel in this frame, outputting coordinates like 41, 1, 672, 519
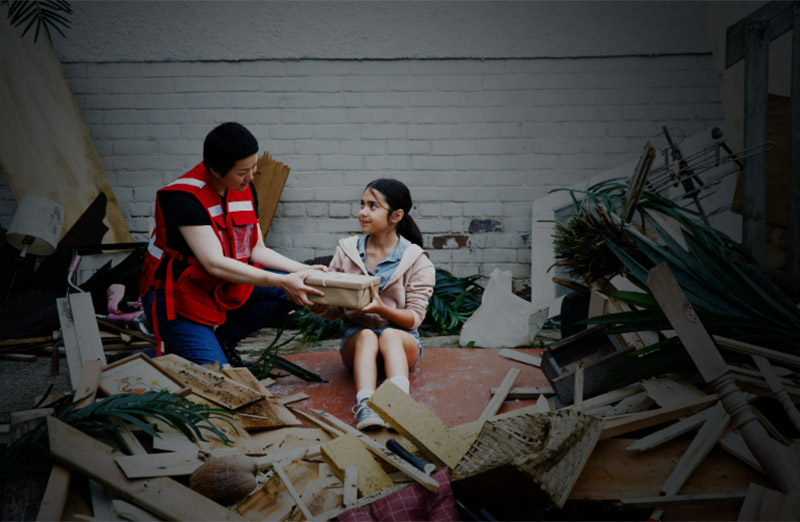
321, 434, 394, 497
154, 354, 261, 409
368, 381, 471, 469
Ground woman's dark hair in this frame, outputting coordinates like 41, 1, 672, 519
203, 122, 258, 177
364, 178, 423, 247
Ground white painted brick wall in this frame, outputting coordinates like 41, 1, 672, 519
0, 55, 724, 292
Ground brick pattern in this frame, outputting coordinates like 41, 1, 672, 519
0, 56, 723, 288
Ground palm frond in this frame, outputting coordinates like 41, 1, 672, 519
5, 0, 72, 42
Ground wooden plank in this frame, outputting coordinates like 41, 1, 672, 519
627, 408, 715, 452
320, 434, 394, 497
222, 367, 272, 397
342, 466, 358, 507
490, 386, 554, 399
235, 396, 302, 431
0, 15, 130, 243
36, 465, 72, 522
479, 367, 520, 422
720, 429, 762, 472
368, 380, 471, 469
570, 438, 769, 501
250, 427, 332, 455
278, 392, 309, 405
311, 409, 440, 492
46, 416, 246, 521
112, 500, 160, 522
57, 293, 107, 389
603, 391, 654, 417
601, 394, 719, 440
573, 361, 585, 408
738, 482, 800, 521
567, 383, 642, 412
89, 479, 120, 522
641, 375, 705, 408
271, 461, 313, 521
114, 452, 209, 479
154, 354, 261, 410
253, 151, 291, 239
497, 349, 541, 367
618, 492, 746, 507
661, 403, 731, 496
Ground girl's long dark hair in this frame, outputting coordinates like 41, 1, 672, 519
364, 178, 423, 247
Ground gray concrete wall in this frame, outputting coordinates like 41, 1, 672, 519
0, 1, 723, 290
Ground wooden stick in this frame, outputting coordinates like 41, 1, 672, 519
278, 392, 310, 405
647, 263, 800, 494
272, 461, 313, 521
617, 492, 746, 507
573, 361, 585, 409
498, 349, 541, 367
600, 394, 719, 440
626, 407, 715, 452
490, 386, 554, 399
660, 403, 730, 496
479, 368, 520, 421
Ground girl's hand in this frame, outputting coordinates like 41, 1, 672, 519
281, 270, 324, 307
357, 285, 386, 315
304, 264, 329, 272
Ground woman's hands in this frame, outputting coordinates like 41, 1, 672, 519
280, 268, 325, 307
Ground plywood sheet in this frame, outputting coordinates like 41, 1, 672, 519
0, 18, 130, 243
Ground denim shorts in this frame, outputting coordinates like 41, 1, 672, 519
340, 323, 422, 370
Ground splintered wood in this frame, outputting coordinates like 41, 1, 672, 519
368, 380, 471, 468
320, 434, 394, 496
155, 354, 262, 409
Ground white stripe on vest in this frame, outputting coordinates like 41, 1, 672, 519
169, 178, 206, 189
147, 234, 163, 260
208, 204, 224, 217
228, 200, 254, 213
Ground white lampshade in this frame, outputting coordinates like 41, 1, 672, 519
6, 195, 65, 256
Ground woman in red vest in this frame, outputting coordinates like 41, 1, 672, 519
139, 122, 325, 366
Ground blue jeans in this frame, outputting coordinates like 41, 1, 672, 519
143, 279, 294, 366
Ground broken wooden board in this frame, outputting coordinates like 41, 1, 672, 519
254, 151, 291, 239
250, 427, 331, 455
222, 367, 273, 397
235, 395, 302, 431
57, 292, 106, 389
321, 434, 394, 497
368, 381, 471, 469
600, 394, 719, 440
235, 460, 319, 521
311, 409, 440, 493
154, 354, 261, 409
570, 438, 771, 501
0, 16, 130, 243
46, 416, 245, 521
641, 375, 705, 408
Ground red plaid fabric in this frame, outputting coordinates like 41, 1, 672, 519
337, 468, 459, 521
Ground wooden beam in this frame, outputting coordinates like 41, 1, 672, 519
479, 368, 520, 421
725, 0, 794, 67
46, 416, 246, 521
741, 19, 770, 264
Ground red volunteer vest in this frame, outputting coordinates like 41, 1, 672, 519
139, 163, 259, 341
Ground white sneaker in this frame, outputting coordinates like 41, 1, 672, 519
353, 398, 387, 430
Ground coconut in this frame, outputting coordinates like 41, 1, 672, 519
189, 455, 257, 506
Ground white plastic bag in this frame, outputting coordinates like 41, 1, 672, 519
459, 269, 547, 348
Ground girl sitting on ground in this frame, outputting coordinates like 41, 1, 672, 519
311, 179, 435, 430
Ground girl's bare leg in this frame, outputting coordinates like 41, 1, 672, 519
341, 329, 380, 392
378, 328, 419, 379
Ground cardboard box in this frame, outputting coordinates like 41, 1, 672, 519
306, 272, 381, 309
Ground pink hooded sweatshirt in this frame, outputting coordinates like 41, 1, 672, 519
320, 235, 435, 330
